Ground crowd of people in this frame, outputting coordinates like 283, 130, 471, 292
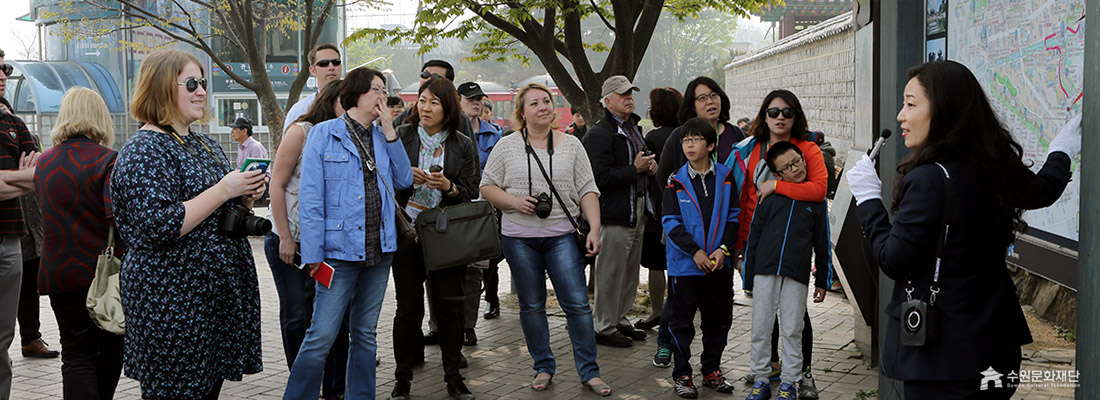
0, 41, 1084, 400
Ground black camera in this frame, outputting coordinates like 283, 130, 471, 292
220, 204, 272, 237
900, 298, 938, 347
534, 192, 552, 219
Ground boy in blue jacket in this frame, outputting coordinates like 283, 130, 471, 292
744, 141, 831, 400
662, 117, 740, 398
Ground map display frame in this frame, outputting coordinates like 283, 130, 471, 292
947, 0, 1085, 250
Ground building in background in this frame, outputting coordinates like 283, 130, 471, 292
7, 0, 344, 159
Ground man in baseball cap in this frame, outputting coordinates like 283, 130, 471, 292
584, 74, 656, 348
600, 75, 640, 97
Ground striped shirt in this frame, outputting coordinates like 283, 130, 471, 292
0, 104, 38, 236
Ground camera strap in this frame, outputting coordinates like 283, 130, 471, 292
905, 162, 952, 305
524, 128, 553, 197
524, 130, 585, 232
159, 124, 229, 184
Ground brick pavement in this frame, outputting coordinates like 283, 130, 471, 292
6, 236, 1074, 399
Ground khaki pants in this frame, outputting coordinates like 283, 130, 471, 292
593, 198, 646, 335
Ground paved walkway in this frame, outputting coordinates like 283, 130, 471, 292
9, 235, 1074, 399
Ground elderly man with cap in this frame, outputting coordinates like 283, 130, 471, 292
583, 75, 658, 347
230, 117, 268, 169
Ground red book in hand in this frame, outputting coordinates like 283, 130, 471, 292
310, 261, 335, 288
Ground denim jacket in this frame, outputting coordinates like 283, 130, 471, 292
298, 115, 413, 264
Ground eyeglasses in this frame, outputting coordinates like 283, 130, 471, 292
681, 137, 706, 144
766, 107, 794, 119
315, 58, 341, 68
776, 156, 804, 175
370, 86, 386, 95
694, 92, 721, 103
419, 71, 442, 79
1, 64, 13, 77
177, 77, 208, 93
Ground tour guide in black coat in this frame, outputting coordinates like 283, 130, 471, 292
847, 60, 1081, 399
855, 153, 1070, 381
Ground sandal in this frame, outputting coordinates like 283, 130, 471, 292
583, 378, 612, 397
531, 372, 553, 391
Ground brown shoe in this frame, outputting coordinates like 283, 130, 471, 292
22, 338, 60, 358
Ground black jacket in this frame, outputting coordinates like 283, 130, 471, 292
395, 124, 481, 208
744, 194, 831, 290
856, 153, 1072, 382
582, 108, 658, 227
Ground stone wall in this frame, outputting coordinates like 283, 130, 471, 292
724, 13, 855, 166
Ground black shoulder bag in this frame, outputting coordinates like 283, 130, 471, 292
899, 162, 952, 347
524, 130, 592, 255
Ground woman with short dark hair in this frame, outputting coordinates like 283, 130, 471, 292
284, 67, 412, 400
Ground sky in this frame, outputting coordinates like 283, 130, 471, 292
0, 0, 771, 60
0, 1, 36, 60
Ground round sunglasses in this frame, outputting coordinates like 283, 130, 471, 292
1, 64, 14, 77
766, 107, 794, 119
177, 77, 208, 93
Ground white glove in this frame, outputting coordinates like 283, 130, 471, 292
847, 154, 882, 206
1048, 114, 1082, 159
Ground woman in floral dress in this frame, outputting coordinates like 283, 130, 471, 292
111, 49, 268, 400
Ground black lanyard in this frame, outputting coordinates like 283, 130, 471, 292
160, 124, 227, 180
524, 128, 553, 196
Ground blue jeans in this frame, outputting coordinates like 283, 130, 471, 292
502, 234, 600, 382
283, 256, 392, 400
264, 233, 348, 398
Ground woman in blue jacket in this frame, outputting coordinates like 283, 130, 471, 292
284, 67, 413, 400
847, 61, 1080, 398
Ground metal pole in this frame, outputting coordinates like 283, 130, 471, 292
1076, 2, 1099, 397
875, 1, 924, 398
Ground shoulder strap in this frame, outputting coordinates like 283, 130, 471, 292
343, 117, 401, 206
905, 162, 952, 305
525, 134, 582, 232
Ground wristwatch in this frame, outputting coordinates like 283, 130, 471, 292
719, 244, 731, 257
446, 181, 459, 197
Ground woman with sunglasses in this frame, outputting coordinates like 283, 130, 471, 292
736, 89, 829, 400
656, 77, 744, 187
265, 79, 350, 400
389, 76, 481, 400
285, 66, 411, 400
846, 61, 1080, 399
111, 49, 267, 399
480, 83, 611, 396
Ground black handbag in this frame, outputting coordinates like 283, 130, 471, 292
415, 201, 502, 271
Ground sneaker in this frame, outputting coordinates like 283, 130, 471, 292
799, 371, 819, 399
674, 375, 699, 399
617, 326, 647, 340
388, 380, 410, 400
446, 380, 475, 400
775, 382, 797, 400
652, 346, 672, 368
742, 364, 782, 383
702, 370, 734, 393
595, 331, 633, 347
745, 381, 771, 400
